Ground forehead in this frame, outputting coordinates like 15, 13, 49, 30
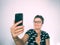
34, 18, 42, 21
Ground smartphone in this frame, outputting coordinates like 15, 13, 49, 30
15, 13, 23, 26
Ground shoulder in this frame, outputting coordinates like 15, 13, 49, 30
26, 29, 34, 33
41, 30, 48, 34
41, 30, 50, 39
25, 29, 34, 36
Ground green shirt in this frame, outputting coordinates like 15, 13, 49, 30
25, 29, 50, 45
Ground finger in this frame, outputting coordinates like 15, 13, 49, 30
15, 30, 24, 36
14, 29, 24, 33
15, 30, 24, 35
14, 20, 23, 27
15, 26, 24, 30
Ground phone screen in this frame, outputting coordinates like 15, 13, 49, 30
15, 13, 23, 26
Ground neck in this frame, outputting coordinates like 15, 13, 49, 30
35, 29, 41, 35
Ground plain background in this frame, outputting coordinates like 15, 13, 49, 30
0, 0, 60, 45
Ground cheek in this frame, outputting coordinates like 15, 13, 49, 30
39, 24, 42, 26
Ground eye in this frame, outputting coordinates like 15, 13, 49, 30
34, 21, 41, 23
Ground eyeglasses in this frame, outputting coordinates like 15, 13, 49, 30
34, 21, 41, 23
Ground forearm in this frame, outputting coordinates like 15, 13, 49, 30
13, 37, 25, 45
46, 39, 50, 45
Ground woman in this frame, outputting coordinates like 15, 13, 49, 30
11, 15, 50, 45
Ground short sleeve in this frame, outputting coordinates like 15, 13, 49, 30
45, 33, 50, 39
25, 29, 32, 36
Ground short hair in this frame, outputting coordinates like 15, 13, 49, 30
34, 15, 44, 24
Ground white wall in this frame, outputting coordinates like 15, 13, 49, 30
0, 0, 60, 45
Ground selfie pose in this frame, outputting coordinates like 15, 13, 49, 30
11, 15, 50, 45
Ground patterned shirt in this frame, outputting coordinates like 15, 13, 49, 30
25, 29, 50, 45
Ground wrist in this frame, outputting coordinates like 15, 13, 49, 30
12, 36, 19, 41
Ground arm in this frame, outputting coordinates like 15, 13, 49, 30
10, 20, 29, 45
46, 39, 50, 45
22, 34, 29, 43
13, 37, 24, 45
13, 34, 29, 45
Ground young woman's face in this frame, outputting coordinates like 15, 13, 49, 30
34, 18, 43, 30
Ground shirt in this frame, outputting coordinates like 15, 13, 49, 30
25, 29, 50, 45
